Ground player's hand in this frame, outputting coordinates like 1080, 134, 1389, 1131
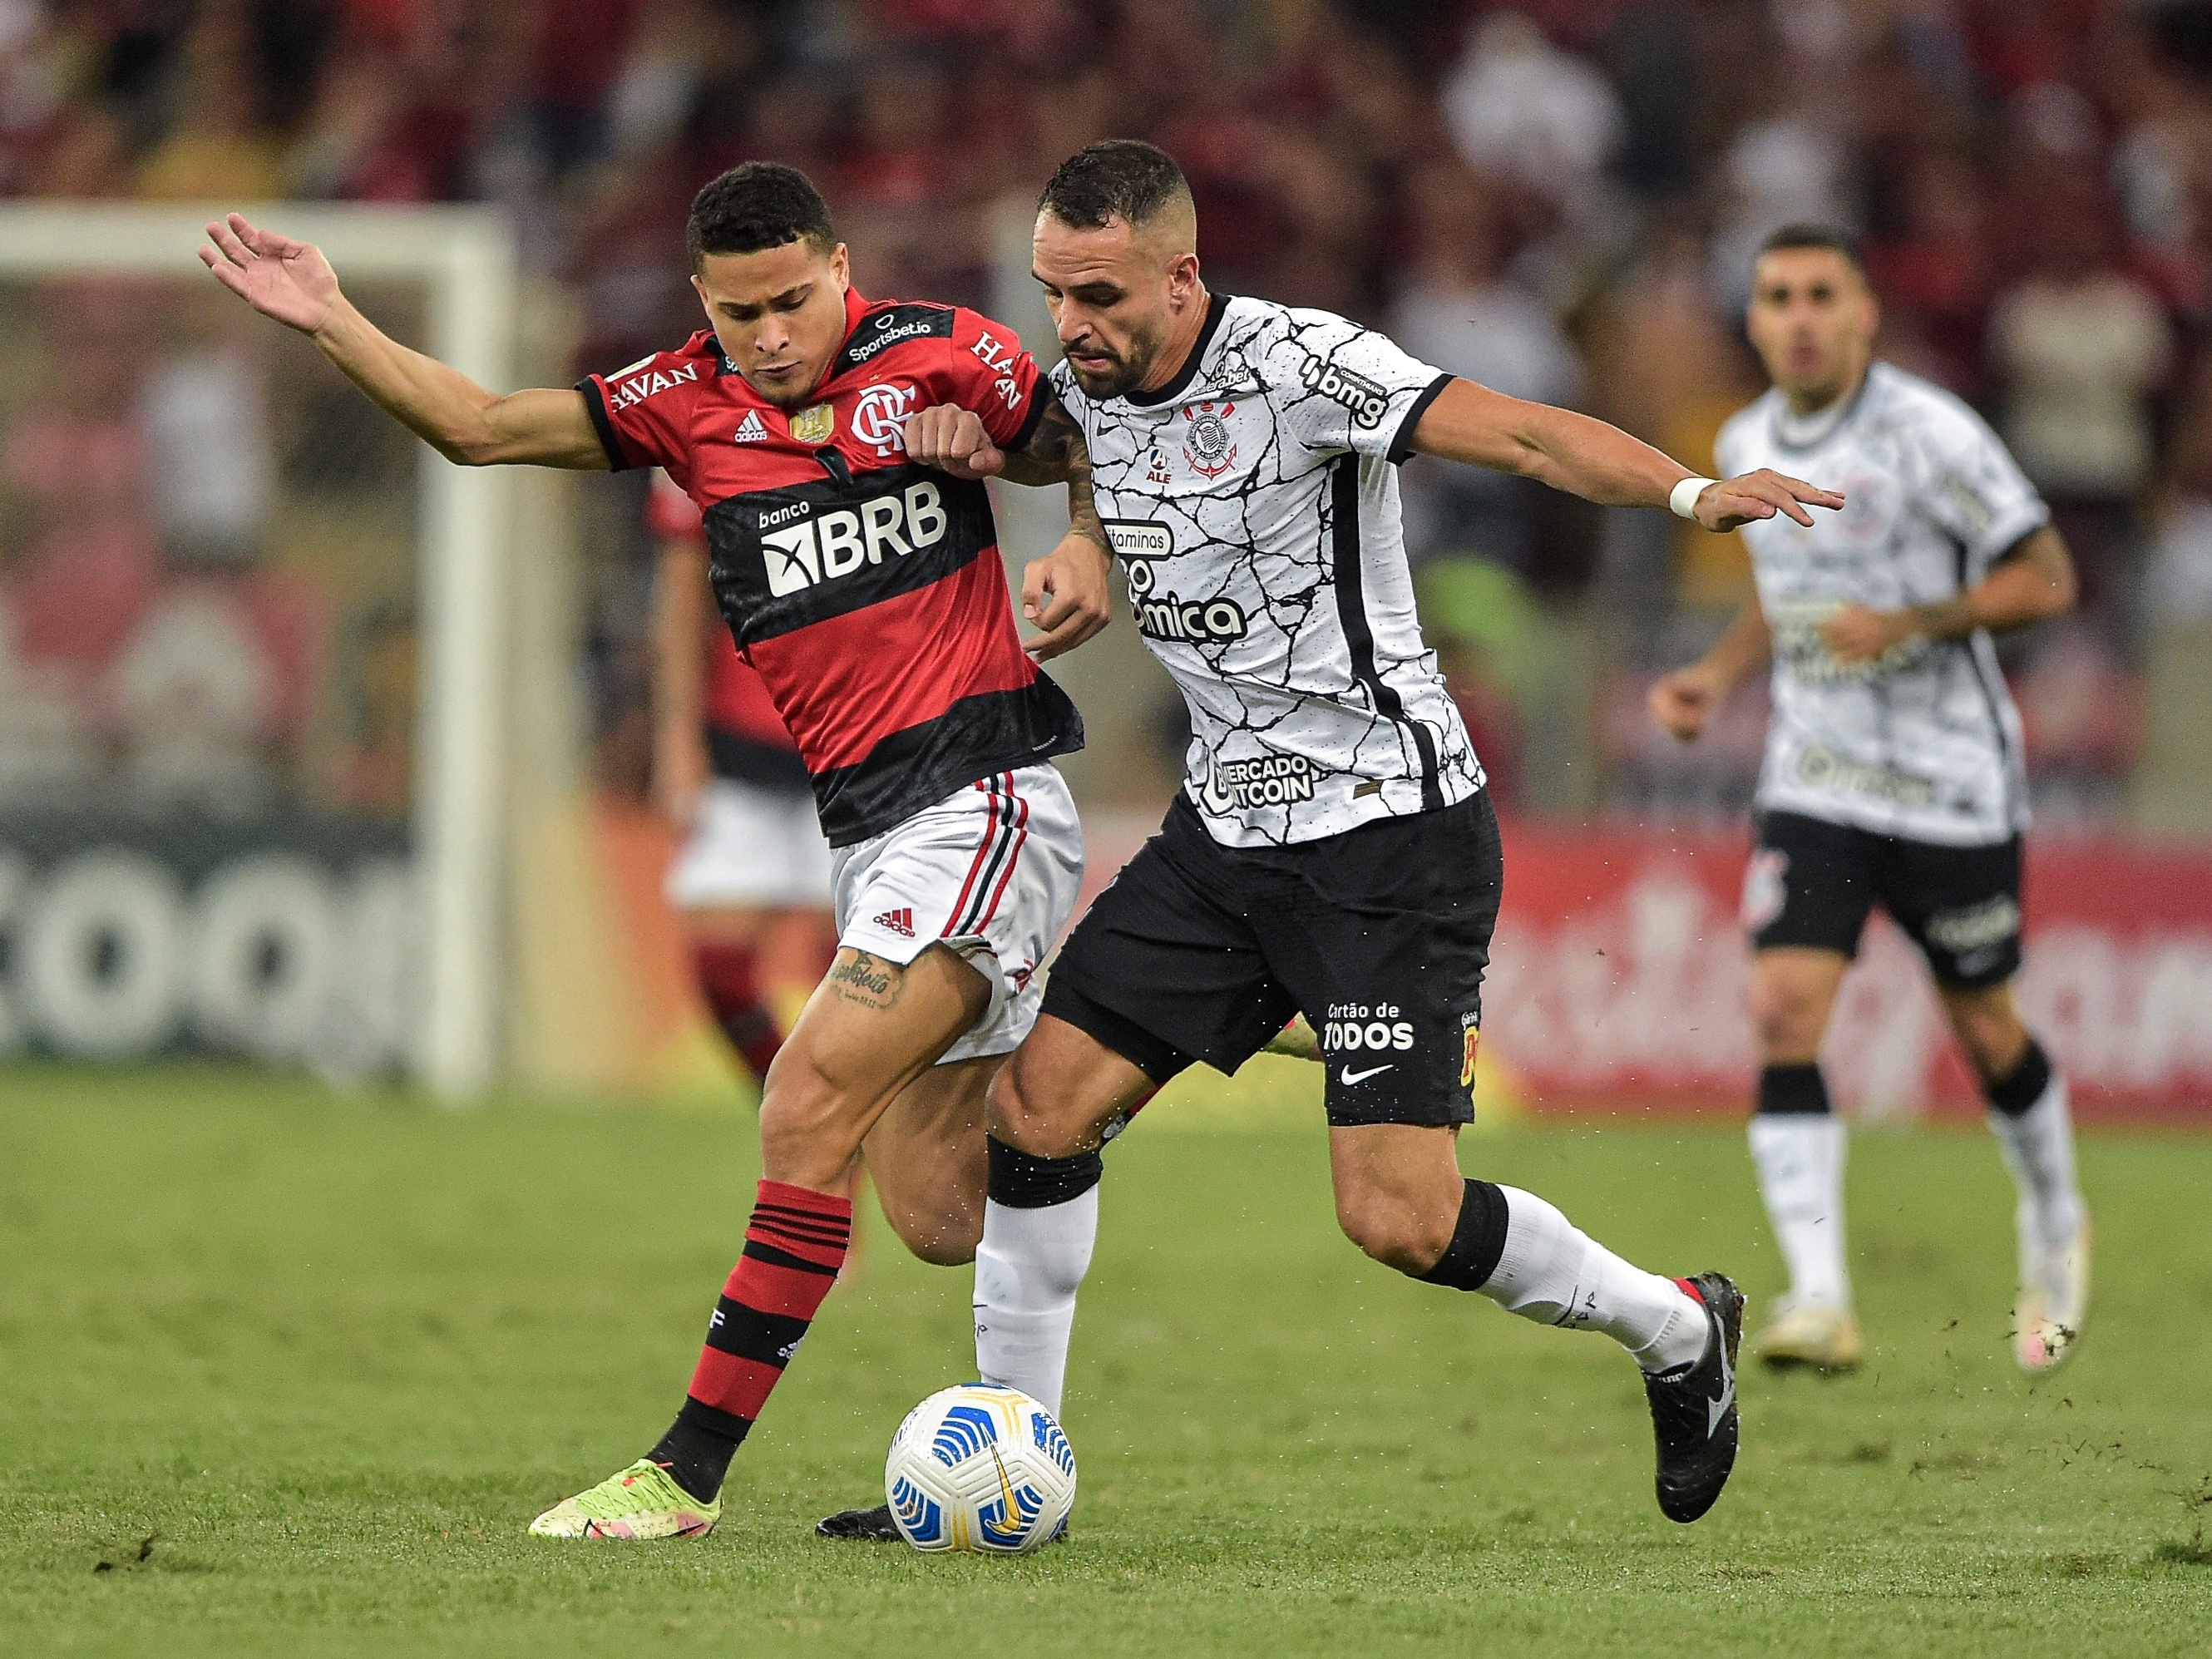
198, 213, 343, 335
652, 726, 709, 829
1819, 603, 1913, 664
1694, 469, 1844, 532
903, 404, 1005, 481
1022, 532, 1113, 661
1648, 665, 1724, 742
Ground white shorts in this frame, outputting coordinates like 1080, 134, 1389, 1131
665, 778, 834, 911
833, 764, 1083, 1065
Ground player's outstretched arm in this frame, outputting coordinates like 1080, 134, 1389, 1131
198, 212, 608, 470
904, 396, 1113, 662
1648, 598, 1772, 743
1819, 526, 2077, 664
1407, 379, 1842, 531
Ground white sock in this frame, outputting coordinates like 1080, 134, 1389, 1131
1988, 1069, 2084, 1254
1747, 1114, 1849, 1310
1479, 1187, 1710, 1374
972, 1191, 1097, 1419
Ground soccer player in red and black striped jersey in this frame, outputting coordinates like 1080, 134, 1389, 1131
200, 163, 1117, 1540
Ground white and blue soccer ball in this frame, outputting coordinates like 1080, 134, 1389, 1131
884, 1384, 1077, 1553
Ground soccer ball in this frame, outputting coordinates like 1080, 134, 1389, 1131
884, 1384, 1077, 1553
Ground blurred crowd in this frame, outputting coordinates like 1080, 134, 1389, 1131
6, 0, 2212, 820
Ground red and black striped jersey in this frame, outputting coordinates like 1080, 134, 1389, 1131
580, 287, 1083, 845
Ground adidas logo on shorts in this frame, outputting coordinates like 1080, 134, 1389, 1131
872, 907, 916, 938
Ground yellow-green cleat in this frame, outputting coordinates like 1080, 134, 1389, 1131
529, 1459, 719, 1540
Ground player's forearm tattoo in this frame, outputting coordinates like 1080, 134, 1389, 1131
1000, 397, 1112, 556
827, 950, 903, 1012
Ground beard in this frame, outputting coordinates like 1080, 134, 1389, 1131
1064, 320, 1165, 401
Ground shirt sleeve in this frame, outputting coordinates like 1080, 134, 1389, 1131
576, 343, 711, 481
1916, 400, 2050, 574
1268, 311, 1452, 464
644, 468, 703, 539
945, 309, 1047, 455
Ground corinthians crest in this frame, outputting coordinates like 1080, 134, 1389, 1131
1180, 401, 1238, 479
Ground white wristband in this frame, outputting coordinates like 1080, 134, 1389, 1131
1670, 476, 1716, 521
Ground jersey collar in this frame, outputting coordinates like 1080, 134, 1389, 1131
1770, 362, 1878, 453
1124, 290, 1231, 409
829, 285, 871, 367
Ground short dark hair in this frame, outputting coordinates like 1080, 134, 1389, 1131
686, 162, 836, 266
1038, 139, 1190, 231
1756, 223, 1865, 275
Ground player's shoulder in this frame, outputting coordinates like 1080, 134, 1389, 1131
600, 330, 725, 410
1862, 361, 2002, 454
831, 297, 958, 375
1233, 296, 1378, 364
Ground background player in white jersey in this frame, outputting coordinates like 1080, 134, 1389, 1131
648, 470, 835, 1083
902, 141, 1843, 1527
1649, 225, 2087, 1376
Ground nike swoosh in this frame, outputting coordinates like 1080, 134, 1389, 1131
1340, 1064, 1394, 1085
1707, 1350, 1736, 1438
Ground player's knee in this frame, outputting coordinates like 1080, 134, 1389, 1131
1949, 996, 2027, 1082
1334, 1184, 1454, 1276
986, 1051, 1093, 1161
1750, 974, 1828, 1060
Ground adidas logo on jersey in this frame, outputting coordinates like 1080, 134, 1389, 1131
872, 907, 916, 938
761, 482, 948, 597
733, 409, 768, 443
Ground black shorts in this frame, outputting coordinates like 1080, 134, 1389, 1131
1042, 791, 1501, 1128
1745, 810, 2023, 989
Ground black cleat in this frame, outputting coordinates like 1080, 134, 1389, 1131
815, 1502, 902, 1541
1642, 1271, 1745, 1523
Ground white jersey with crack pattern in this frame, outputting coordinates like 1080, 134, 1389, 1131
1050, 292, 1486, 847
1716, 361, 2047, 846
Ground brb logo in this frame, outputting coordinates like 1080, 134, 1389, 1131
759, 482, 947, 597
852, 383, 917, 457
1108, 524, 1249, 646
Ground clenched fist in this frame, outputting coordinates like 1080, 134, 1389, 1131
902, 404, 1005, 480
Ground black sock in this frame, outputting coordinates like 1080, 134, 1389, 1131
1983, 1038, 2052, 1118
1757, 1061, 1830, 1115
1419, 1178, 1509, 1291
987, 1136, 1104, 1207
649, 1401, 746, 1503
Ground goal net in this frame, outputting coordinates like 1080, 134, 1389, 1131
0, 204, 516, 1096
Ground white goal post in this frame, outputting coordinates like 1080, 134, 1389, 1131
0, 202, 516, 1099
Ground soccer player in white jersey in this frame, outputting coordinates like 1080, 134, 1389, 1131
889, 141, 1843, 1528
1649, 225, 2088, 1375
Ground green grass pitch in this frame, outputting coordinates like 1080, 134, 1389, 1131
3, 1062, 2210, 1657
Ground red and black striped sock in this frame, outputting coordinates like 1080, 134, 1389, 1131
648, 1180, 852, 1503
693, 941, 783, 1080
